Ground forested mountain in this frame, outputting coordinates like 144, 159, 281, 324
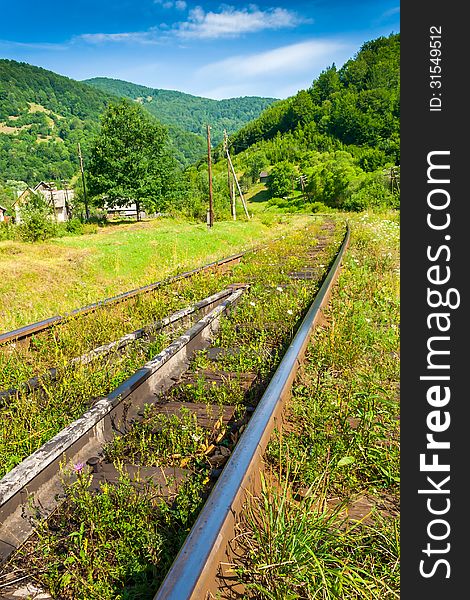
225, 34, 400, 170
216, 34, 400, 213
0, 60, 211, 183
0, 60, 273, 186
0, 60, 110, 183
83, 77, 276, 146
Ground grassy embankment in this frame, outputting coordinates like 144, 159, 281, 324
0, 212, 311, 332
233, 210, 400, 599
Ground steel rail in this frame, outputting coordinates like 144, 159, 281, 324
0, 253, 245, 345
153, 224, 350, 600
0, 288, 234, 405
0, 285, 247, 563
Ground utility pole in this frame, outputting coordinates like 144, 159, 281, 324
206, 124, 214, 228
77, 143, 90, 221
226, 147, 250, 220
224, 130, 236, 220
232, 180, 236, 220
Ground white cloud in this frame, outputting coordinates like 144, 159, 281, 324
76, 5, 307, 47
175, 5, 307, 39
0, 39, 69, 51
78, 29, 162, 45
194, 39, 355, 99
382, 6, 400, 18
199, 39, 348, 78
154, 0, 187, 9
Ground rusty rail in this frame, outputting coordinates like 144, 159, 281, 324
153, 225, 350, 600
0, 288, 234, 404
0, 253, 245, 345
0, 286, 247, 563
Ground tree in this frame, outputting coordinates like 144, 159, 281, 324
87, 99, 180, 220
267, 161, 297, 198
18, 191, 56, 242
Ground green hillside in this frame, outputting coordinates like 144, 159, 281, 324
226, 34, 400, 168
217, 34, 400, 213
0, 59, 110, 184
83, 77, 276, 146
0, 60, 212, 184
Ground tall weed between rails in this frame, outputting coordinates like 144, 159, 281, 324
19, 464, 207, 600
235, 210, 400, 598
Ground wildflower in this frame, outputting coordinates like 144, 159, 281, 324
276, 286, 283, 292
250, 301, 256, 307
287, 309, 293, 315
73, 462, 85, 474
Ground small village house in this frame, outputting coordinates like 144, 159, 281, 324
259, 171, 269, 183
0, 205, 7, 222
14, 182, 73, 223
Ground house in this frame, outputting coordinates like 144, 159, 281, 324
259, 171, 269, 183
14, 182, 73, 223
0, 205, 6, 222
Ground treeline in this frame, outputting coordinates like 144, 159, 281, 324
84, 77, 277, 146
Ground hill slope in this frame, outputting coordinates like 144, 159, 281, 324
226, 34, 400, 168
83, 77, 277, 146
0, 60, 213, 183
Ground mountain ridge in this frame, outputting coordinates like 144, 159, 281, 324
0, 59, 275, 184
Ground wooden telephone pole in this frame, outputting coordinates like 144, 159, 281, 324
77, 143, 90, 220
206, 125, 214, 228
224, 130, 236, 220
223, 131, 250, 220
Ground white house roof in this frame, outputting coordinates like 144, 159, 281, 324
15, 183, 73, 210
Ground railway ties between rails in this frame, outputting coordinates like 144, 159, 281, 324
0, 218, 348, 599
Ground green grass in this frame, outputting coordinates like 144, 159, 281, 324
0, 214, 311, 331
234, 210, 400, 598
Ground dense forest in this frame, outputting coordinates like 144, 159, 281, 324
83, 78, 276, 146
225, 34, 399, 167
0, 60, 273, 186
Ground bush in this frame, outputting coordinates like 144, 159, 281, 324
18, 195, 57, 242
65, 218, 84, 234
0, 221, 16, 241
343, 172, 397, 211
308, 201, 333, 213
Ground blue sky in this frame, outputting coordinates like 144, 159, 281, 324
0, 1, 399, 99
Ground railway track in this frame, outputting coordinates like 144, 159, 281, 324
0, 253, 245, 346
0, 219, 348, 599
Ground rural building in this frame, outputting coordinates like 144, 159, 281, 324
259, 171, 269, 183
14, 182, 73, 223
0, 205, 6, 221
